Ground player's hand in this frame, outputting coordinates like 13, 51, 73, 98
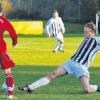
60, 29, 64, 34
12, 39, 17, 47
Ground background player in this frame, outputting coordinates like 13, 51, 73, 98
96, 8, 100, 34
0, 10, 18, 99
18, 22, 100, 94
45, 10, 65, 52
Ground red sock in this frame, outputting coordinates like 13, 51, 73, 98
6, 73, 14, 95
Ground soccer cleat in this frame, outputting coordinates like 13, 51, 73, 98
97, 86, 100, 92
52, 50, 57, 53
7, 95, 17, 100
18, 85, 33, 93
58, 49, 64, 53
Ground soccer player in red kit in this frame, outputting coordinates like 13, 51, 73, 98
0, 12, 18, 99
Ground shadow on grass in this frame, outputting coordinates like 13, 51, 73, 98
13, 65, 100, 96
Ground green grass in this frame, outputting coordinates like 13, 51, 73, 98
0, 34, 100, 100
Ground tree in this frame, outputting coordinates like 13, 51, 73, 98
0, 0, 12, 16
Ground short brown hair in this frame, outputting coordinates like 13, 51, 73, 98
85, 22, 96, 33
53, 10, 58, 13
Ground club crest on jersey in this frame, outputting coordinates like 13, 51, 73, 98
87, 44, 90, 48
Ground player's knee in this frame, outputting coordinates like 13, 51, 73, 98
60, 41, 64, 44
48, 72, 57, 80
4, 68, 12, 75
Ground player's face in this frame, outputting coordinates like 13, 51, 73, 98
53, 12, 58, 18
0, 12, 3, 16
84, 27, 94, 38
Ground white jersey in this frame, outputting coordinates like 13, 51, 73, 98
71, 37, 100, 68
45, 17, 65, 37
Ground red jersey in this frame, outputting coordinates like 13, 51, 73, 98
0, 16, 17, 51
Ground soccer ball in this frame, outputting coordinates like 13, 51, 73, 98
2, 82, 8, 92
2, 82, 14, 92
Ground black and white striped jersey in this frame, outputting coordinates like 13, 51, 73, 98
71, 37, 100, 67
45, 17, 65, 37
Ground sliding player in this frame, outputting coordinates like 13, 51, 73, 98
18, 22, 100, 94
45, 10, 65, 52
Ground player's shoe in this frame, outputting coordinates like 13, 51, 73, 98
58, 49, 64, 53
52, 50, 57, 53
18, 85, 33, 93
97, 86, 100, 92
7, 95, 17, 100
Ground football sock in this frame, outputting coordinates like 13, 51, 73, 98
28, 77, 50, 90
59, 41, 64, 51
90, 85, 98, 92
6, 73, 14, 95
54, 42, 60, 51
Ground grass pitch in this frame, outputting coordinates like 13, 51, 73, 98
0, 34, 100, 100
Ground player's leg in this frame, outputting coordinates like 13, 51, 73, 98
53, 38, 64, 52
53, 33, 64, 52
18, 65, 68, 93
47, 65, 67, 80
53, 40, 60, 52
4, 68, 17, 99
80, 76, 99, 93
73, 61, 100, 94
28, 66, 67, 90
56, 33, 64, 52
80, 76, 93, 93
1, 52, 16, 99
58, 38, 64, 52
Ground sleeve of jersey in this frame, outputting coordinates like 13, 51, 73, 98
5, 19, 17, 42
45, 19, 52, 36
59, 18, 65, 33
95, 37, 100, 46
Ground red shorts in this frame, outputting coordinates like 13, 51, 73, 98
0, 51, 15, 70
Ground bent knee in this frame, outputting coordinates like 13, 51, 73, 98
48, 72, 57, 80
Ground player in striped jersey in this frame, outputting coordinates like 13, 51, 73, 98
45, 10, 65, 52
18, 22, 100, 93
